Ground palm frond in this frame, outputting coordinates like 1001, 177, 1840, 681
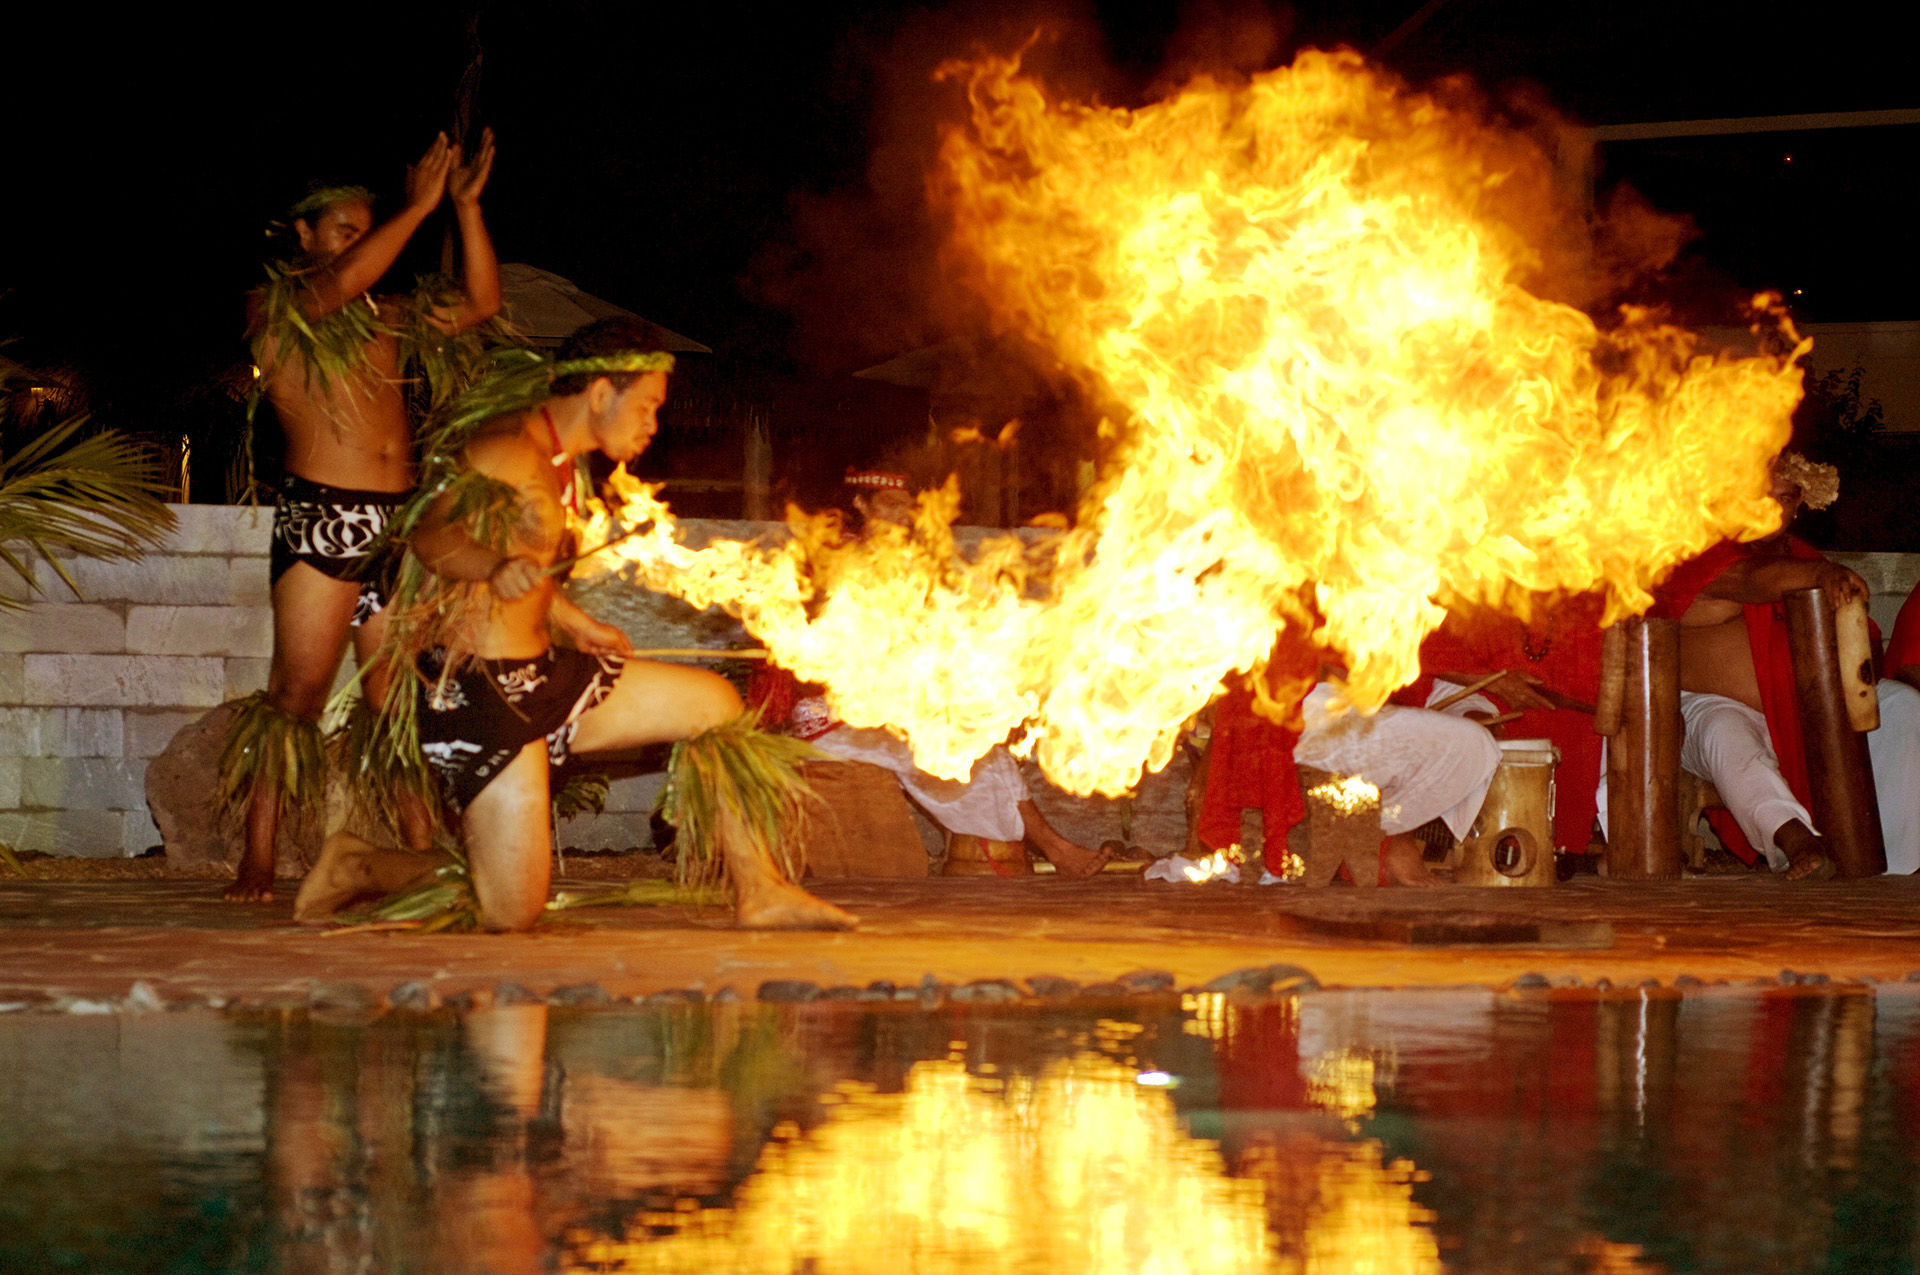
660, 713, 817, 889
553, 769, 611, 822
0, 417, 176, 609
217, 693, 328, 827
547, 880, 725, 912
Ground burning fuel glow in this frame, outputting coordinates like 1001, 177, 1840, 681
577, 49, 1802, 797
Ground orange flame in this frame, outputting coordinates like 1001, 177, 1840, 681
578, 49, 1802, 798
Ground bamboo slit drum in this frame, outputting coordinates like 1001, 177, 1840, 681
1453, 738, 1560, 887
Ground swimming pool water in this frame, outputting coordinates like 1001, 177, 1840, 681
3, 984, 1915, 1273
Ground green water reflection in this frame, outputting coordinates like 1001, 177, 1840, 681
2, 986, 1917, 1273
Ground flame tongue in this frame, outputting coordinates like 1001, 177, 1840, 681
581, 49, 1802, 798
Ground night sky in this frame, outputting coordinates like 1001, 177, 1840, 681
4, 1, 1916, 443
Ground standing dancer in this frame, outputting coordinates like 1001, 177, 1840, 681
225, 131, 501, 901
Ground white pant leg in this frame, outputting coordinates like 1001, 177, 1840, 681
810, 726, 1029, 842
1679, 691, 1809, 872
1294, 683, 1500, 839
1869, 679, 1920, 874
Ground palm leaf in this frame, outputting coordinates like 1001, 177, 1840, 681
0, 417, 176, 609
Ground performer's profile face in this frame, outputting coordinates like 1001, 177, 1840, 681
1769, 475, 1805, 528
854, 487, 915, 528
294, 200, 373, 263
597, 370, 669, 461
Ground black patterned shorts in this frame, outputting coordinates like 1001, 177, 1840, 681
417, 647, 625, 812
270, 474, 405, 622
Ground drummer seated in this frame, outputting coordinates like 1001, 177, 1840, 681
746, 662, 1112, 878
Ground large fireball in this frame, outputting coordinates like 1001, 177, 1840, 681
579, 49, 1802, 797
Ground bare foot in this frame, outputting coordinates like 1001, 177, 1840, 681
222, 850, 277, 903
1382, 834, 1445, 887
734, 877, 859, 930
1036, 838, 1114, 878
1019, 801, 1113, 878
1774, 821, 1838, 882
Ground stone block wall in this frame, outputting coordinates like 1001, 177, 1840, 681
3, 505, 1914, 860
0, 505, 667, 858
1, 505, 274, 857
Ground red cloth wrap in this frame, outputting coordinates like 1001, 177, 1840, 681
1654, 537, 1836, 864
1195, 684, 1306, 873
745, 664, 839, 741
1407, 598, 1608, 854
1887, 585, 1920, 681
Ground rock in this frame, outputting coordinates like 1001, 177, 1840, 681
1116, 969, 1176, 994
1203, 967, 1274, 994
387, 981, 434, 1010
547, 983, 611, 1007
643, 988, 706, 1005
758, 980, 821, 1003
1264, 964, 1321, 993
148, 701, 318, 877
308, 980, 373, 1012
123, 980, 166, 1013
951, 979, 1023, 1004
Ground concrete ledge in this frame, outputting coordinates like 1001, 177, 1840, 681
125, 711, 204, 760
24, 656, 226, 708
30, 557, 236, 607
126, 607, 273, 658
122, 809, 161, 857
158, 503, 272, 556
227, 560, 271, 607
603, 773, 667, 813
0, 604, 125, 655
0, 709, 124, 758
21, 758, 151, 811
557, 811, 652, 853
0, 810, 128, 858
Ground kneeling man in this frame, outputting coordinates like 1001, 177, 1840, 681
298, 318, 853, 931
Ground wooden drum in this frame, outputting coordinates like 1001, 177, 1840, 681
1455, 739, 1560, 888
941, 834, 1032, 876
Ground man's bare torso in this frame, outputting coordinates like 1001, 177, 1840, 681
451, 415, 570, 660
255, 303, 413, 493
1679, 601, 1762, 711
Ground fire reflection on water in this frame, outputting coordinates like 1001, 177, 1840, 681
1, 988, 1907, 1273
567, 1053, 1434, 1275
